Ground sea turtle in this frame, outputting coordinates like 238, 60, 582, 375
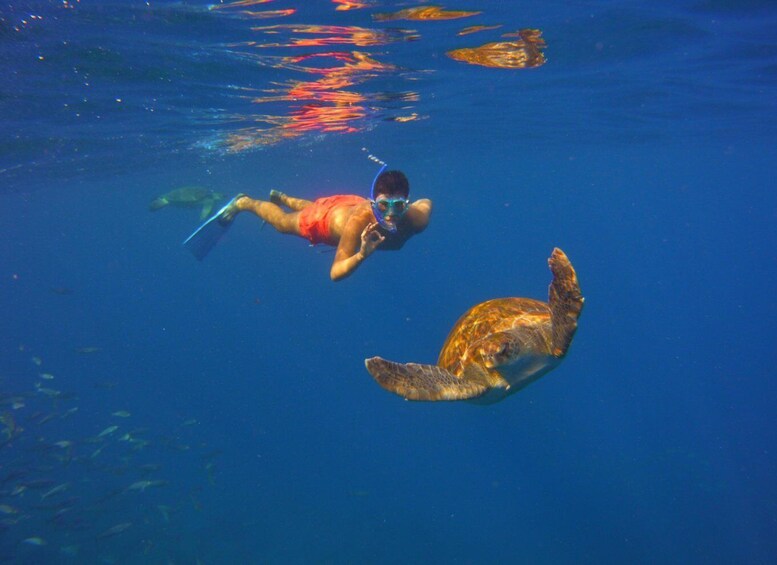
365, 248, 584, 403
148, 186, 224, 219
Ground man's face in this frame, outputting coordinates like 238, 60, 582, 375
374, 193, 409, 225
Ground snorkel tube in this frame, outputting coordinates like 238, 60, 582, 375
369, 163, 398, 233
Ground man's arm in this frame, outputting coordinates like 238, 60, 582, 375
330, 214, 384, 282
407, 198, 432, 233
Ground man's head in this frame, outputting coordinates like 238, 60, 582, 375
373, 170, 409, 199
371, 170, 409, 231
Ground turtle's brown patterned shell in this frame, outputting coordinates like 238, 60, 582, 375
438, 298, 552, 379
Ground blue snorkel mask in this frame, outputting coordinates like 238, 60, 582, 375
369, 163, 409, 233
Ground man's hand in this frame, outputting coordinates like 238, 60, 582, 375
360, 222, 385, 258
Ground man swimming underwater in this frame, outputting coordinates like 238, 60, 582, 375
183, 166, 432, 281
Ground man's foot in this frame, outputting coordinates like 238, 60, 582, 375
218, 193, 246, 225
269, 189, 286, 206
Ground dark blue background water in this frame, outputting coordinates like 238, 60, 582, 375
1, 1, 776, 563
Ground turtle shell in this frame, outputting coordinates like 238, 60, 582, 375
162, 186, 211, 203
437, 297, 552, 378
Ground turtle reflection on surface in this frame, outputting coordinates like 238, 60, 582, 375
447, 28, 547, 69
373, 6, 481, 22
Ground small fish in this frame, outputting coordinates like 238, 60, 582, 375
205, 462, 217, 485
21, 479, 56, 490
23, 537, 47, 546
97, 522, 132, 539
31, 356, 42, 366
61, 407, 79, 419
93, 380, 118, 390
1, 468, 29, 483
157, 505, 171, 523
50, 286, 74, 295
127, 480, 168, 493
138, 463, 162, 474
349, 489, 370, 497
60, 544, 80, 556
0, 413, 19, 441
34, 412, 59, 425
201, 448, 224, 460
74, 347, 101, 354
10, 485, 27, 496
167, 442, 189, 452
0, 395, 26, 407
41, 482, 69, 500
39, 373, 55, 380
97, 425, 118, 438
0, 504, 19, 515
47, 508, 72, 524
189, 491, 203, 512
38, 496, 79, 511
54, 440, 73, 449
35, 384, 61, 398
130, 438, 150, 451
111, 411, 131, 418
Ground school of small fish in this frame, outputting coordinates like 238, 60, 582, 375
0, 346, 221, 561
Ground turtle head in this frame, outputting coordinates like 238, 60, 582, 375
478, 335, 521, 369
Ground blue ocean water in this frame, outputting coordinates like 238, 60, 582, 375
1, 0, 776, 563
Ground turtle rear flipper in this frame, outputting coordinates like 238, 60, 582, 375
365, 357, 489, 401
547, 248, 584, 357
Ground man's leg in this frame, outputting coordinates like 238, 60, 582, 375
270, 189, 312, 211
235, 196, 301, 235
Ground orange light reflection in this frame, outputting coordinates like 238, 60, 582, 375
222, 51, 398, 151
210, 0, 273, 10
250, 24, 408, 47
209, 0, 274, 10
237, 9, 296, 19
457, 24, 502, 36
332, 0, 370, 10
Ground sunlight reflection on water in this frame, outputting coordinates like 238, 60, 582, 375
207, 0, 538, 152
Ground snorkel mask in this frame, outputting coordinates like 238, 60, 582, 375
369, 164, 409, 233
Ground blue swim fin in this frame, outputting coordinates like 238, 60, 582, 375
183, 195, 241, 260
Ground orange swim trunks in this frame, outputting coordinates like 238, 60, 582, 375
298, 195, 366, 245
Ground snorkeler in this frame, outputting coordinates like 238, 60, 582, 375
183, 165, 432, 281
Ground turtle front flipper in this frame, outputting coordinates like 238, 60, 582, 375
365, 357, 489, 401
148, 197, 169, 211
200, 199, 215, 219
547, 248, 584, 357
